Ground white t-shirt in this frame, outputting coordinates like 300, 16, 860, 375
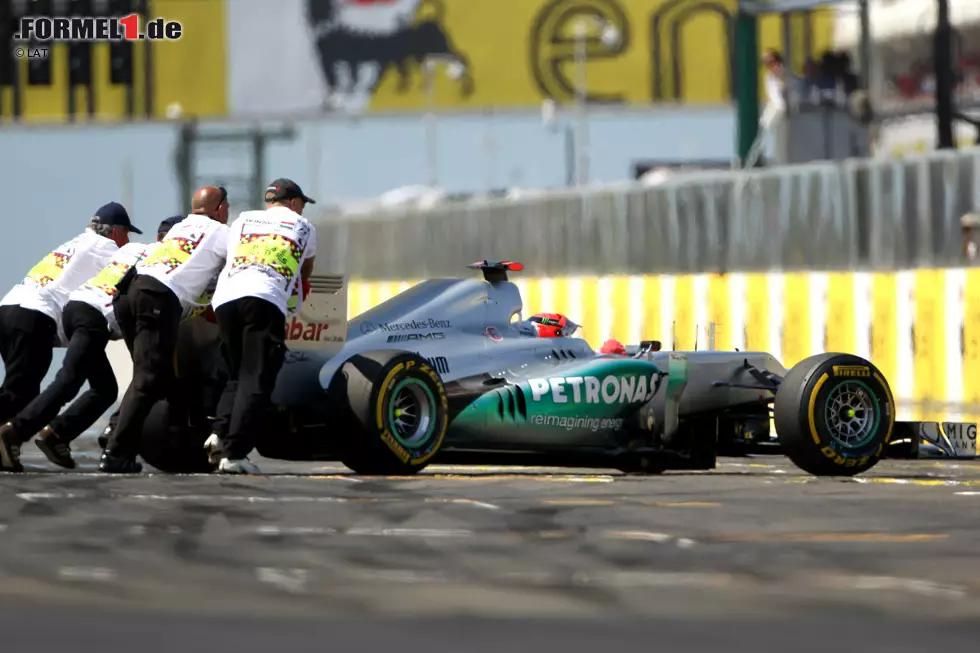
69, 242, 157, 336
0, 229, 119, 335
135, 214, 229, 314
211, 206, 317, 316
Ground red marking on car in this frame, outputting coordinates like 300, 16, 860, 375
287, 317, 330, 341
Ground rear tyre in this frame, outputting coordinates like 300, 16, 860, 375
337, 350, 448, 475
138, 400, 214, 474
774, 353, 895, 476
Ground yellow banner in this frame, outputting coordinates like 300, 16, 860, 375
0, 0, 226, 123
358, 0, 834, 111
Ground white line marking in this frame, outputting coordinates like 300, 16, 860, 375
17, 492, 79, 501
425, 498, 501, 510
255, 568, 308, 593
342, 569, 733, 588
128, 494, 355, 503
57, 567, 116, 582
345, 569, 450, 583
253, 526, 473, 538
849, 576, 967, 598
345, 527, 472, 538
571, 572, 731, 588
604, 531, 674, 543
15, 492, 502, 508
955, 491, 980, 496
255, 526, 338, 536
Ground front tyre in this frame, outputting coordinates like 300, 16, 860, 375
774, 353, 895, 477
338, 350, 449, 475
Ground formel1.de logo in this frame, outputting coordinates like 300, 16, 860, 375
15, 13, 182, 42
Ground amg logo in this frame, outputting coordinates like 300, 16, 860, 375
387, 332, 446, 343
832, 365, 870, 377
426, 356, 450, 375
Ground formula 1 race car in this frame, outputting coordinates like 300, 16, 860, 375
130, 261, 977, 476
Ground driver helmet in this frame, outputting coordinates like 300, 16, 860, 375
528, 313, 579, 338
599, 338, 627, 355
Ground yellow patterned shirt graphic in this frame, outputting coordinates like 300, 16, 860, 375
142, 235, 203, 273
26, 251, 72, 287
232, 233, 302, 281
187, 273, 220, 320
287, 279, 300, 313
83, 260, 131, 299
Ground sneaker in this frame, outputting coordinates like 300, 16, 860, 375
98, 423, 113, 450
0, 423, 23, 473
204, 433, 222, 466
98, 451, 143, 474
218, 458, 262, 475
35, 427, 76, 469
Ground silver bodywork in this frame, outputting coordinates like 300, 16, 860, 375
273, 273, 786, 425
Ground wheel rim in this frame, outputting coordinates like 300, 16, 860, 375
387, 378, 435, 447
823, 380, 879, 449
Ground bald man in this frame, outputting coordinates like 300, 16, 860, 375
100, 187, 230, 474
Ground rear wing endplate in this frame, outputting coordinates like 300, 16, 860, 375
286, 274, 348, 354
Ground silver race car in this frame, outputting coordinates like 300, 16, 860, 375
128, 261, 977, 476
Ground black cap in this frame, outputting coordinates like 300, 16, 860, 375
158, 215, 184, 235
264, 178, 316, 205
94, 202, 142, 235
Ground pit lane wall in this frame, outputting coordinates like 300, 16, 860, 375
347, 269, 980, 425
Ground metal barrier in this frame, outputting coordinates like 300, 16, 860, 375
313, 147, 980, 279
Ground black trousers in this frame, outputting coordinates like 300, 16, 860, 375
11, 301, 116, 441
107, 275, 182, 458
0, 305, 57, 425
214, 297, 286, 460
103, 291, 135, 436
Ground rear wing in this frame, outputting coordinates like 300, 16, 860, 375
286, 274, 348, 354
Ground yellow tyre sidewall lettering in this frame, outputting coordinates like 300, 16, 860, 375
412, 363, 450, 466
376, 363, 410, 463
806, 363, 892, 467
807, 373, 829, 445
874, 372, 896, 446
374, 360, 448, 467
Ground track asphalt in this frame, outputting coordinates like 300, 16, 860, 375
2, 435, 980, 652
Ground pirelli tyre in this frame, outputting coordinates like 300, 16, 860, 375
774, 353, 896, 476
337, 350, 449, 475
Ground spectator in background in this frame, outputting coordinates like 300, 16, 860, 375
837, 51, 859, 95
962, 213, 980, 262
764, 49, 820, 113
807, 51, 859, 105
763, 49, 789, 113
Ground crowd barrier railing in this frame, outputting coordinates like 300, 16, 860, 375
313, 147, 980, 280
